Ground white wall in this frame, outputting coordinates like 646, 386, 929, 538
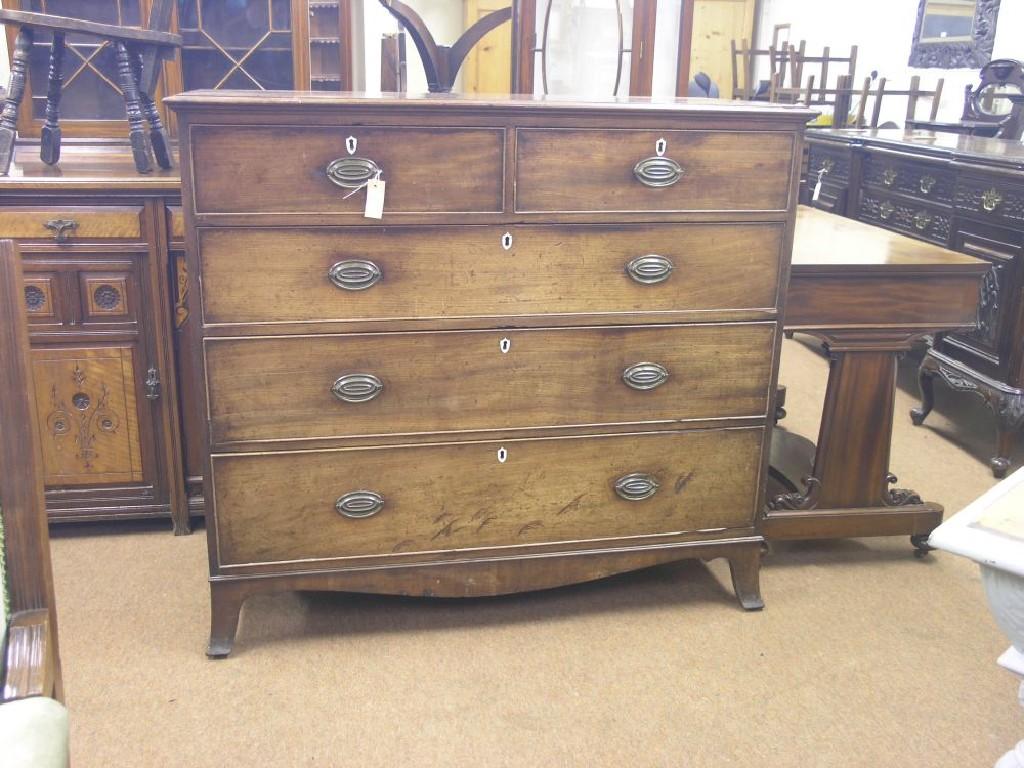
756, 0, 1024, 125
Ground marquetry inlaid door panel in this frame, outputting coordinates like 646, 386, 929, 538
31, 346, 144, 486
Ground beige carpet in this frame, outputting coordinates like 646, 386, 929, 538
49, 338, 1022, 767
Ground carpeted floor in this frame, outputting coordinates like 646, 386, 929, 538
49, 337, 1022, 767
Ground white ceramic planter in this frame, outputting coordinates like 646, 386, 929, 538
930, 467, 1024, 768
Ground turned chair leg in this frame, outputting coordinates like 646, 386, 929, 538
115, 42, 153, 174
0, 27, 33, 176
131, 49, 172, 170
40, 32, 65, 166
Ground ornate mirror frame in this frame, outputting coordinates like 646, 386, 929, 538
908, 0, 1001, 69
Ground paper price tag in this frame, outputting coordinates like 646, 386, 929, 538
365, 178, 386, 219
812, 177, 822, 202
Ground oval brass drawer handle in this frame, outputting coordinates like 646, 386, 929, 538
633, 156, 683, 188
331, 373, 383, 403
625, 255, 674, 285
622, 362, 669, 391
44, 218, 78, 243
326, 156, 382, 189
614, 472, 660, 501
335, 490, 384, 519
328, 259, 382, 291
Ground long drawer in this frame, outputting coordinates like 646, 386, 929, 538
198, 223, 785, 325
212, 427, 764, 566
204, 322, 775, 445
189, 125, 505, 215
0, 206, 144, 241
515, 129, 794, 212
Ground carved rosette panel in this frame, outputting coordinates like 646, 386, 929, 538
84, 276, 129, 317
954, 181, 1024, 223
24, 284, 46, 312
859, 194, 951, 244
908, 0, 1001, 69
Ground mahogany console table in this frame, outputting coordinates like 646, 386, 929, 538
764, 207, 988, 549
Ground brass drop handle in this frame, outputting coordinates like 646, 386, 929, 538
913, 210, 931, 231
882, 167, 897, 187
44, 218, 78, 243
329, 259, 382, 290
622, 362, 669, 391
981, 188, 1003, 212
919, 175, 936, 195
625, 255, 674, 285
335, 490, 384, 519
879, 201, 895, 220
331, 373, 383, 403
614, 473, 660, 501
325, 156, 382, 189
633, 156, 683, 188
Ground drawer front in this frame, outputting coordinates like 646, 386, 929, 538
189, 125, 505, 215
807, 144, 851, 184
515, 129, 794, 212
205, 323, 775, 444
198, 223, 784, 324
0, 206, 143, 242
212, 427, 763, 565
954, 176, 1024, 226
802, 180, 847, 214
858, 191, 951, 246
862, 156, 954, 206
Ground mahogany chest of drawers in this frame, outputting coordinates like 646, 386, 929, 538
166, 91, 812, 656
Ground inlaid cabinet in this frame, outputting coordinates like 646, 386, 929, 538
1, 143, 187, 532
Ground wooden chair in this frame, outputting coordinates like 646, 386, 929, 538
908, 58, 1023, 140
731, 37, 805, 101
0, 0, 181, 175
0, 239, 67, 766
858, 76, 944, 129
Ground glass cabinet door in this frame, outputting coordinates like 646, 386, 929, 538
534, 0, 635, 97
177, 0, 295, 90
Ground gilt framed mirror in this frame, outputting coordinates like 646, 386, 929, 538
908, 0, 1001, 69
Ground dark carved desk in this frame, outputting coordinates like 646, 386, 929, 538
763, 207, 988, 549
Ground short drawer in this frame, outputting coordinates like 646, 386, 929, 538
954, 176, 1024, 226
806, 144, 851, 184
515, 129, 794, 212
857, 191, 951, 246
189, 125, 505, 215
204, 322, 775, 445
198, 223, 784, 324
212, 426, 763, 566
862, 155, 954, 206
0, 206, 143, 242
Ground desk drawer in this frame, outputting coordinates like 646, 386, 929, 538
862, 155, 954, 206
198, 223, 784, 324
0, 206, 144, 242
515, 129, 793, 212
954, 176, 1024, 226
189, 125, 505, 215
205, 323, 774, 445
857, 191, 952, 246
212, 426, 763, 566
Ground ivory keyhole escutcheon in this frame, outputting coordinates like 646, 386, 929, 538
500, 337, 511, 353
346, 136, 357, 154
497, 447, 508, 463
501, 232, 512, 250
655, 137, 667, 156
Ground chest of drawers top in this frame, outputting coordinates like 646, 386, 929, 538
167, 91, 813, 225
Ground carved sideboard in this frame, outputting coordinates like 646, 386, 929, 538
165, 90, 812, 655
803, 129, 1024, 477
